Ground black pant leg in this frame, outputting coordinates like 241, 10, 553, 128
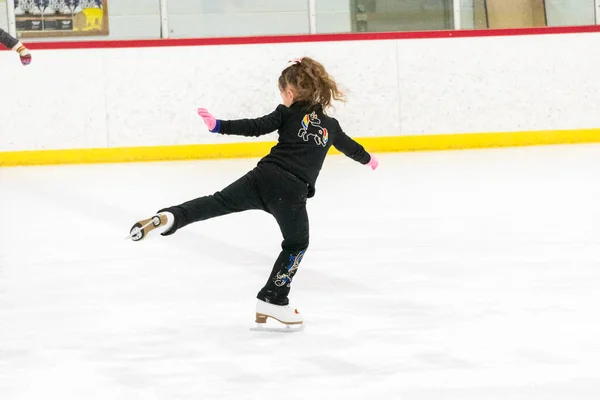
158, 169, 264, 235
255, 167, 310, 305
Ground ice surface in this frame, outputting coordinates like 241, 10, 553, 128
1, 144, 599, 399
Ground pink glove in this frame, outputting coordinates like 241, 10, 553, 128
367, 154, 379, 170
197, 108, 217, 131
13, 43, 31, 66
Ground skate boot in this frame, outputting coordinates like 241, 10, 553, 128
250, 299, 305, 333
126, 212, 174, 242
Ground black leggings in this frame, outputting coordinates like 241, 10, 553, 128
158, 163, 309, 306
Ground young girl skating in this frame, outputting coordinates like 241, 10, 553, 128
129, 57, 379, 331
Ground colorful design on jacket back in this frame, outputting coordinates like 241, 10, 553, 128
298, 112, 329, 147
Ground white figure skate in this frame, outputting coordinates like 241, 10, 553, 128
250, 299, 305, 333
126, 212, 174, 241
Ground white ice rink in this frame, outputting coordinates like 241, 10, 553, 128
1, 144, 599, 399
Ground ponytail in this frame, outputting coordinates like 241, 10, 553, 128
278, 57, 345, 111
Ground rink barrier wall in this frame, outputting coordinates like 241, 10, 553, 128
2, 26, 600, 166
2, 128, 600, 167
4, 25, 600, 50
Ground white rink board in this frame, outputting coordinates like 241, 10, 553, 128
397, 33, 600, 134
1, 32, 600, 151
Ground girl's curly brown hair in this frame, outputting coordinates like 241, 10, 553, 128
278, 57, 346, 112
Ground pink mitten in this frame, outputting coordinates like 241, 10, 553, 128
13, 43, 31, 66
367, 154, 379, 170
197, 108, 217, 131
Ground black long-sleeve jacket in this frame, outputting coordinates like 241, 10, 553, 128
0, 27, 18, 50
211, 101, 372, 198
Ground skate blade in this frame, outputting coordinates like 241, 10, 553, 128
250, 323, 305, 333
125, 216, 163, 241
124, 220, 153, 241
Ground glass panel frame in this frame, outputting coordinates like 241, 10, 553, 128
165, 0, 310, 39
348, 0, 455, 33
463, 0, 598, 29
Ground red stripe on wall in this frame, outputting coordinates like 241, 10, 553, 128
5, 25, 600, 51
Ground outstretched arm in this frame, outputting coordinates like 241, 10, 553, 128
0, 28, 31, 66
0, 27, 18, 49
198, 105, 288, 137
333, 121, 377, 169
